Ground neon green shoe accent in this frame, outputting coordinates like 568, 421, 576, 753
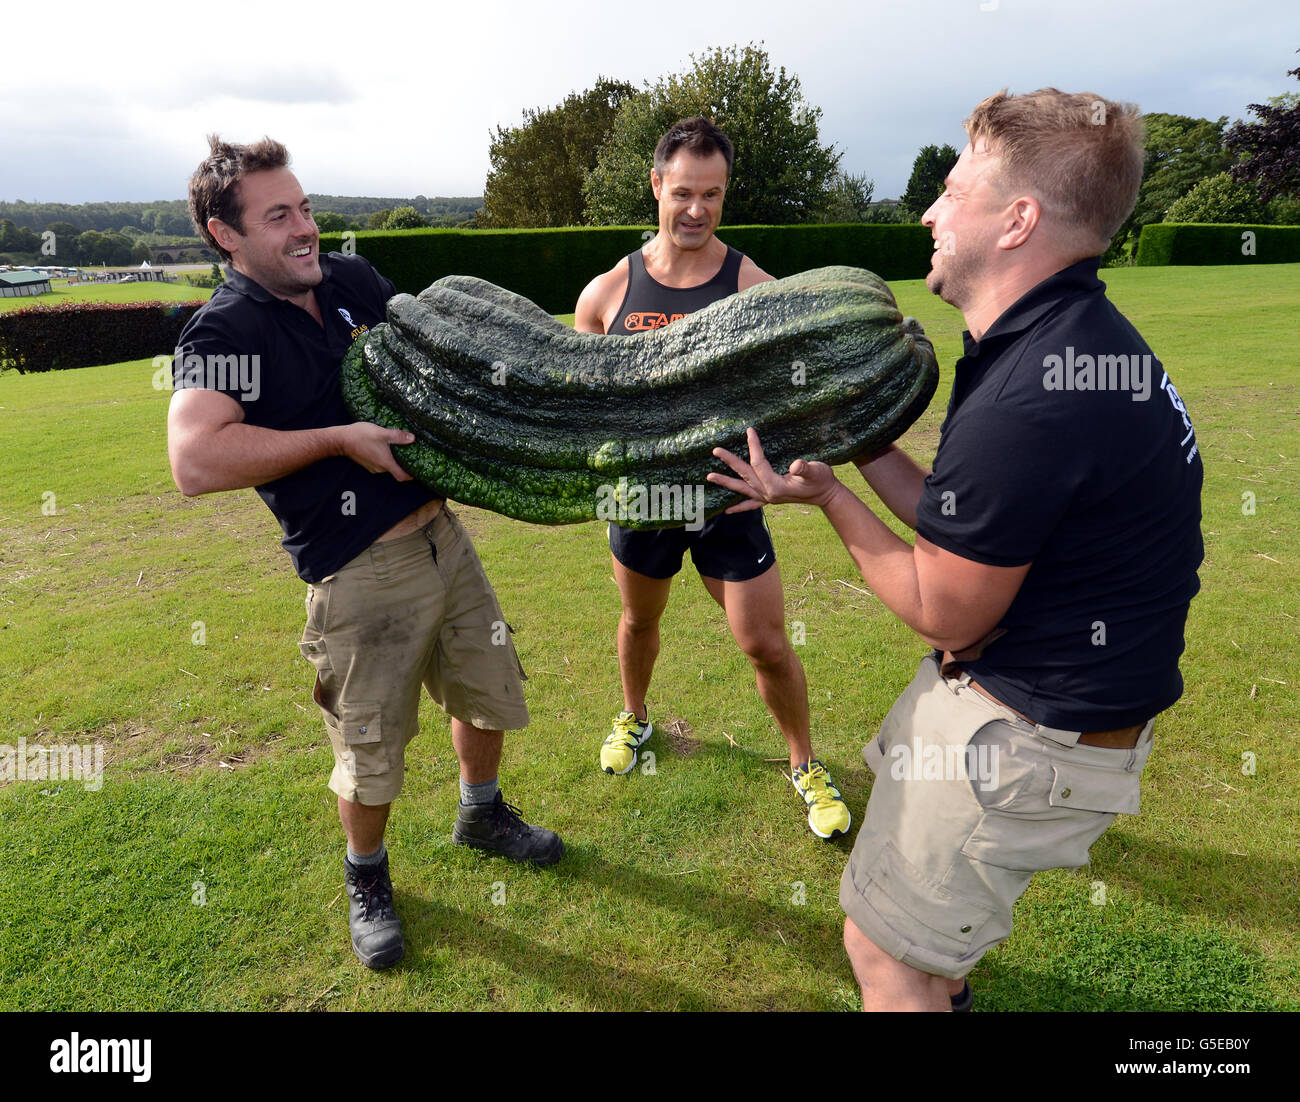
601, 711, 652, 776
792, 759, 852, 839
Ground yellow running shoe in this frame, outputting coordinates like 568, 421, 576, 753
792, 759, 852, 839
600, 711, 653, 775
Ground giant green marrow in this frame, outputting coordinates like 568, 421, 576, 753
341, 265, 938, 527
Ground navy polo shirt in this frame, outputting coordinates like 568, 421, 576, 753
915, 257, 1203, 730
173, 252, 436, 583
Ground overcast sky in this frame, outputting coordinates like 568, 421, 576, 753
3, 0, 1296, 205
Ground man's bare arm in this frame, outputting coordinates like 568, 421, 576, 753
818, 482, 1029, 652
710, 429, 1028, 652
853, 443, 930, 531
737, 256, 774, 290
574, 263, 628, 334
167, 387, 414, 497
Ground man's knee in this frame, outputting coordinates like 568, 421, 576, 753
737, 626, 791, 670
843, 917, 951, 1009
620, 605, 664, 635
843, 915, 889, 979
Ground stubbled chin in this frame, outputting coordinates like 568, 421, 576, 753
288, 263, 322, 289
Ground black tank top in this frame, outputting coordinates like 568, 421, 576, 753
609, 245, 744, 334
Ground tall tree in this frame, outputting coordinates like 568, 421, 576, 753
383, 206, 427, 230
814, 171, 876, 223
1104, 113, 1231, 261
898, 144, 958, 219
482, 77, 638, 227
1164, 171, 1264, 223
582, 44, 841, 226
1226, 55, 1300, 203
1136, 114, 1232, 221
44, 221, 83, 263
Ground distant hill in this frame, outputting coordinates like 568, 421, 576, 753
0, 199, 195, 236
309, 195, 483, 221
0, 196, 485, 235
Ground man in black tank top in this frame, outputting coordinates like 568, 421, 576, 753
574, 117, 850, 840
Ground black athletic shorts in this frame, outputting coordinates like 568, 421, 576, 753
608, 509, 777, 582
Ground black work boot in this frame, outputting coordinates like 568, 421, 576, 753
344, 852, 405, 969
452, 793, 564, 866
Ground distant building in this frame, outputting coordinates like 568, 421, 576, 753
0, 271, 51, 297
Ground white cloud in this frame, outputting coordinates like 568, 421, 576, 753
3, 0, 1297, 201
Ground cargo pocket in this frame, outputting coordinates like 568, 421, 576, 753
298, 637, 334, 716
862, 663, 928, 774
503, 621, 528, 683
297, 638, 389, 778
863, 731, 887, 776
850, 840, 998, 959
331, 700, 388, 778
300, 584, 334, 715
961, 741, 1141, 872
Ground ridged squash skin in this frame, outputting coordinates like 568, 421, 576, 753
341, 266, 939, 527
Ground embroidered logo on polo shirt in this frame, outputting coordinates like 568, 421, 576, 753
338, 306, 369, 339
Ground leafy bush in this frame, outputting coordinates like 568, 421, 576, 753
1266, 195, 1300, 224
0, 300, 201, 373
383, 206, 428, 230
1165, 172, 1264, 223
1134, 223, 1300, 265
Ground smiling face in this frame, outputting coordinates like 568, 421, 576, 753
651, 150, 728, 251
211, 167, 320, 299
920, 142, 1008, 309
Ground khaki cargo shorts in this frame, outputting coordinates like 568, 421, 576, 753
298, 507, 529, 805
840, 654, 1153, 980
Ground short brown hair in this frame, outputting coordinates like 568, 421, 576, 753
964, 89, 1143, 254
188, 135, 290, 261
653, 117, 735, 178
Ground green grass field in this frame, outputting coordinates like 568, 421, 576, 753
0, 279, 212, 313
0, 264, 1296, 1011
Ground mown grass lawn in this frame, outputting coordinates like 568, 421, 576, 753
0, 263, 1295, 1011
0, 279, 212, 313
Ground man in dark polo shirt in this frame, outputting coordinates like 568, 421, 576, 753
710, 89, 1202, 1010
167, 136, 562, 972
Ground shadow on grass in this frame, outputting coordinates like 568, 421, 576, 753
1096, 828, 1300, 935
397, 845, 850, 1011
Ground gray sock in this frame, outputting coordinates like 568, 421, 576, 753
347, 841, 387, 866
459, 775, 500, 806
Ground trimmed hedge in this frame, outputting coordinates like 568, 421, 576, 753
0, 300, 202, 374
318, 223, 934, 313
1135, 223, 1300, 266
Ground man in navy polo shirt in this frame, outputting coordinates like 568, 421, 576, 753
167, 136, 562, 972
710, 89, 1203, 1010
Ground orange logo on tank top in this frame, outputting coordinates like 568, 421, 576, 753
623, 311, 689, 332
